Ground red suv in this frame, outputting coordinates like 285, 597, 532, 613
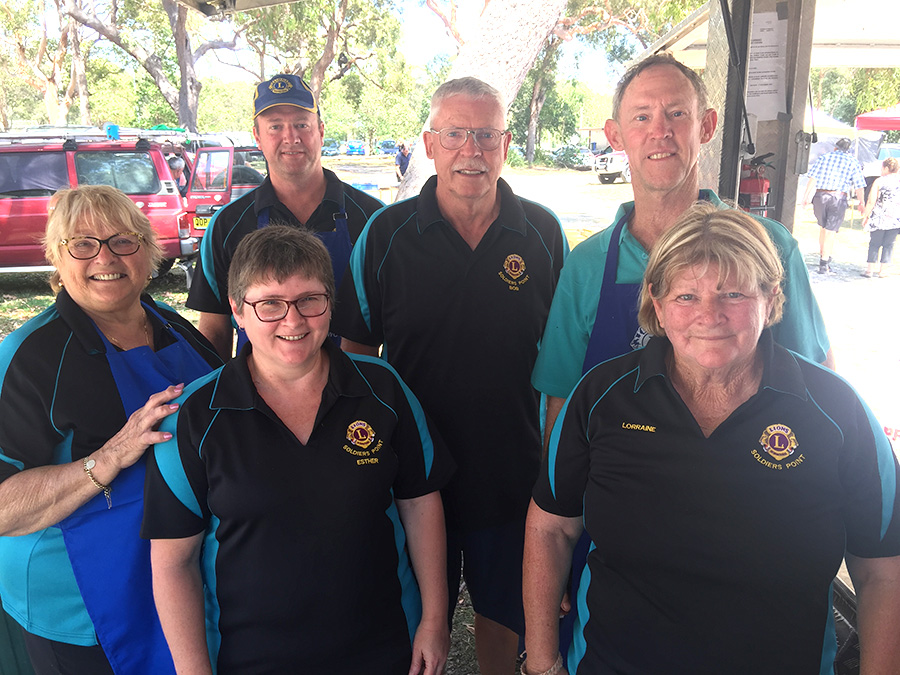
0, 127, 199, 276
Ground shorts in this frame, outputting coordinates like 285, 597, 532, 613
446, 519, 526, 635
812, 191, 848, 232
22, 629, 114, 675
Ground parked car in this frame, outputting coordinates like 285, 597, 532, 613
346, 140, 366, 156
595, 147, 631, 184
322, 138, 340, 156
377, 139, 398, 155
553, 145, 595, 170
182, 146, 267, 244
0, 126, 198, 276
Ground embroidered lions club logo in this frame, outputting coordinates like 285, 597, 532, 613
758, 424, 798, 461
503, 254, 525, 279
347, 420, 375, 449
268, 77, 293, 94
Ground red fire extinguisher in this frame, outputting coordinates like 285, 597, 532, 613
738, 152, 774, 212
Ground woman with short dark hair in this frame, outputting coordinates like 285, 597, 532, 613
145, 225, 454, 675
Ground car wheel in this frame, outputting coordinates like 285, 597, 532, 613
622, 164, 631, 183
599, 174, 618, 184
152, 258, 175, 279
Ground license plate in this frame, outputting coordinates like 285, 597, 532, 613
193, 216, 210, 230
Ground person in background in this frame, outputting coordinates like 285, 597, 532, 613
336, 77, 568, 675
395, 142, 411, 181
187, 73, 383, 359
166, 156, 188, 196
802, 137, 867, 273
145, 226, 454, 675
524, 202, 900, 675
860, 156, 900, 278
0, 185, 221, 675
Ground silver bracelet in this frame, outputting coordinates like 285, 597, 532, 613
521, 653, 563, 675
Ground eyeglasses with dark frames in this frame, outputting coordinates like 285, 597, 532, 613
243, 293, 330, 322
59, 232, 144, 260
428, 127, 507, 151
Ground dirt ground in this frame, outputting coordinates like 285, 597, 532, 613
326, 155, 900, 444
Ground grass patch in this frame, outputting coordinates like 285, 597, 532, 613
0, 269, 196, 341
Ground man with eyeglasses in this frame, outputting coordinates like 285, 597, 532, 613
187, 74, 383, 359
336, 77, 568, 675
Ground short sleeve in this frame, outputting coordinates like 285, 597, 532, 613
186, 209, 232, 314
532, 382, 592, 517
141, 386, 212, 539
839, 396, 900, 558
761, 219, 830, 362
354, 356, 454, 500
334, 221, 384, 347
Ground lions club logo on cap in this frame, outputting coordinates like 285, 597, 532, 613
758, 424, 798, 461
268, 77, 293, 95
347, 420, 375, 449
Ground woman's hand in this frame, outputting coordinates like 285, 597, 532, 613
92, 384, 184, 482
408, 620, 449, 675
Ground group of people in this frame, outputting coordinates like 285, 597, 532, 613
0, 53, 898, 675
803, 137, 900, 277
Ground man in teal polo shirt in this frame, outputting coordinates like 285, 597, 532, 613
533, 53, 833, 445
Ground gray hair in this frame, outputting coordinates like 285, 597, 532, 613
167, 156, 185, 171
612, 53, 708, 121
429, 77, 506, 124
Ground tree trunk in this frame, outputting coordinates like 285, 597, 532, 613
69, 18, 91, 125
399, 0, 568, 199
526, 77, 546, 165
306, 0, 348, 97
165, 0, 201, 131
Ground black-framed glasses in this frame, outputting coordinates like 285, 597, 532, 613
60, 232, 144, 260
243, 293, 330, 322
428, 127, 507, 151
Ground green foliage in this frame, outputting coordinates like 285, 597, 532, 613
508, 66, 578, 149
198, 80, 255, 133
506, 148, 526, 167
811, 67, 900, 127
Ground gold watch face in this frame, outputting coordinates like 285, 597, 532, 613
85, 459, 96, 470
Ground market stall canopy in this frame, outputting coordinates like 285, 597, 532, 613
855, 105, 900, 131
173, 0, 292, 16
641, 0, 900, 69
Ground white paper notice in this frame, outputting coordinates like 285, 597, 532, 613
746, 12, 786, 121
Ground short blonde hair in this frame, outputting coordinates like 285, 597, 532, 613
638, 202, 785, 337
44, 185, 162, 292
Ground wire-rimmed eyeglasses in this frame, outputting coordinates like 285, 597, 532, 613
60, 233, 144, 260
428, 127, 507, 151
243, 293, 330, 322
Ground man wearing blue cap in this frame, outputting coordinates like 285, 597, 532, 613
188, 74, 383, 358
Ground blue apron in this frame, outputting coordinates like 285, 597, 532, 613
58, 302, 213, 675
235, 202, 351, 352
561, 210, 646, 667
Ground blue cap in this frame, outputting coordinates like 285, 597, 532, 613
253, 74, 318, 118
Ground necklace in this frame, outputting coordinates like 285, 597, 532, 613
106, 312, 151, 350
